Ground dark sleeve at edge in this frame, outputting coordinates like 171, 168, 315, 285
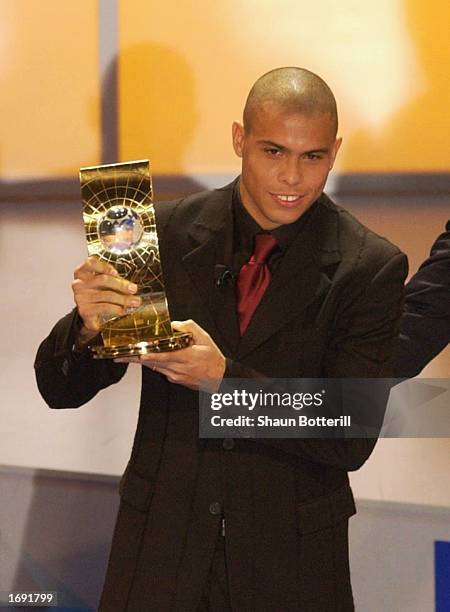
34, 309, 128, 409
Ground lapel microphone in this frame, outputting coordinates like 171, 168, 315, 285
214, 264, 235, 287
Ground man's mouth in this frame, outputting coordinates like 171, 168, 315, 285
271, 193, 304, 207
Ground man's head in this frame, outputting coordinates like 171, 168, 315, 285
232, 67, 342, 230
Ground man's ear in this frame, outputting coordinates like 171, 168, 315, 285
232, 121, 245, 158
329, 137, 342, 169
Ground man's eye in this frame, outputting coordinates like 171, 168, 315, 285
305, 153, 323, 160
265, 148, 281, 156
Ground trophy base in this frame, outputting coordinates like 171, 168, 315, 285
90, 331, 193, 359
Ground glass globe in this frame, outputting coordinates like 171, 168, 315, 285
98, 206, 144, 253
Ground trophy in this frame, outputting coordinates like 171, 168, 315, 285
79, 159, 192, 358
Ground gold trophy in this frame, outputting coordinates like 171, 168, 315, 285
79, 159, 192, 358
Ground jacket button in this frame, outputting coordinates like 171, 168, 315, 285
222, 438, 234, 450
209, 502, 222, 515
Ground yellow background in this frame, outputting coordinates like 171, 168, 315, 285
1, 0, 449, 178
0, 0, 101, 179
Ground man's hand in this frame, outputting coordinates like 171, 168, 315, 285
72, 257, 141, 345
115, 320, 226, 392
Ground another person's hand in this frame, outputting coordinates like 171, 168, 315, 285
72, 257, 141, 345
115, 320, 226, 392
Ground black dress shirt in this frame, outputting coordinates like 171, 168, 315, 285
231, 178, 318, 275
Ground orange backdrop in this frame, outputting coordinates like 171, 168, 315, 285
1, 0, 448, 178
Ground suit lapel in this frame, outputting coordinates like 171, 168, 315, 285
236, 200, 341, 360
180, 186, 240, 355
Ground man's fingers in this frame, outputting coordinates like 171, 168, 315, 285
140, 347, 193, 365
92, 275, 138, 294
82, 274, 137, 294
73, 258, 138, 295
74, 256, 118, 280
113, 360, 186, 384
87, 290, 141, 309
72, 274, 138, 297
172, 320, 210, 345
114, 357, 141, 364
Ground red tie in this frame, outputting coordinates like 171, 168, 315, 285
237, 233, 278, 335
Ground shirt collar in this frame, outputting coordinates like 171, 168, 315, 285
232, 177, 319, 253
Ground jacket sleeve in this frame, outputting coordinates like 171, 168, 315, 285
223, 250, 408, 471
34, 309, 128, 409
392, 220, 450, 377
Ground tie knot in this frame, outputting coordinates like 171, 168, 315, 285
252, 233, 278, 264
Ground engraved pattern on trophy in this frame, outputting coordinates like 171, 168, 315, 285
79, 160, 191, 357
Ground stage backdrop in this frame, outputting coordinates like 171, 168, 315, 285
0, 0, 449, 179
0, 0, 449, 509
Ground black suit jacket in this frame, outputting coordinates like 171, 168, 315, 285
35, 181, 408, 611
394, 220, 450, 377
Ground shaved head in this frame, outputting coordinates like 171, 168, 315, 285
243, 67, 338, 136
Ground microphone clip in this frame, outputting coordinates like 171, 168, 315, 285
214, 265, 235, 287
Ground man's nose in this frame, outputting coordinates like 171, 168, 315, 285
279, 158, 302, 186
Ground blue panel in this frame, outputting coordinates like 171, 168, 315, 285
435, 540, 450, 612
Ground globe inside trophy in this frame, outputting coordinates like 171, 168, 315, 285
79, 159, 192, 358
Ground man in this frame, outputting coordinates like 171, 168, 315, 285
35, 67, 408, 611
394, 221, 450, 377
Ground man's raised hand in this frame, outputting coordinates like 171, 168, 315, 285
72, 256, 141, 344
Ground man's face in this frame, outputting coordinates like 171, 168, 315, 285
232, 103, 342, 230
